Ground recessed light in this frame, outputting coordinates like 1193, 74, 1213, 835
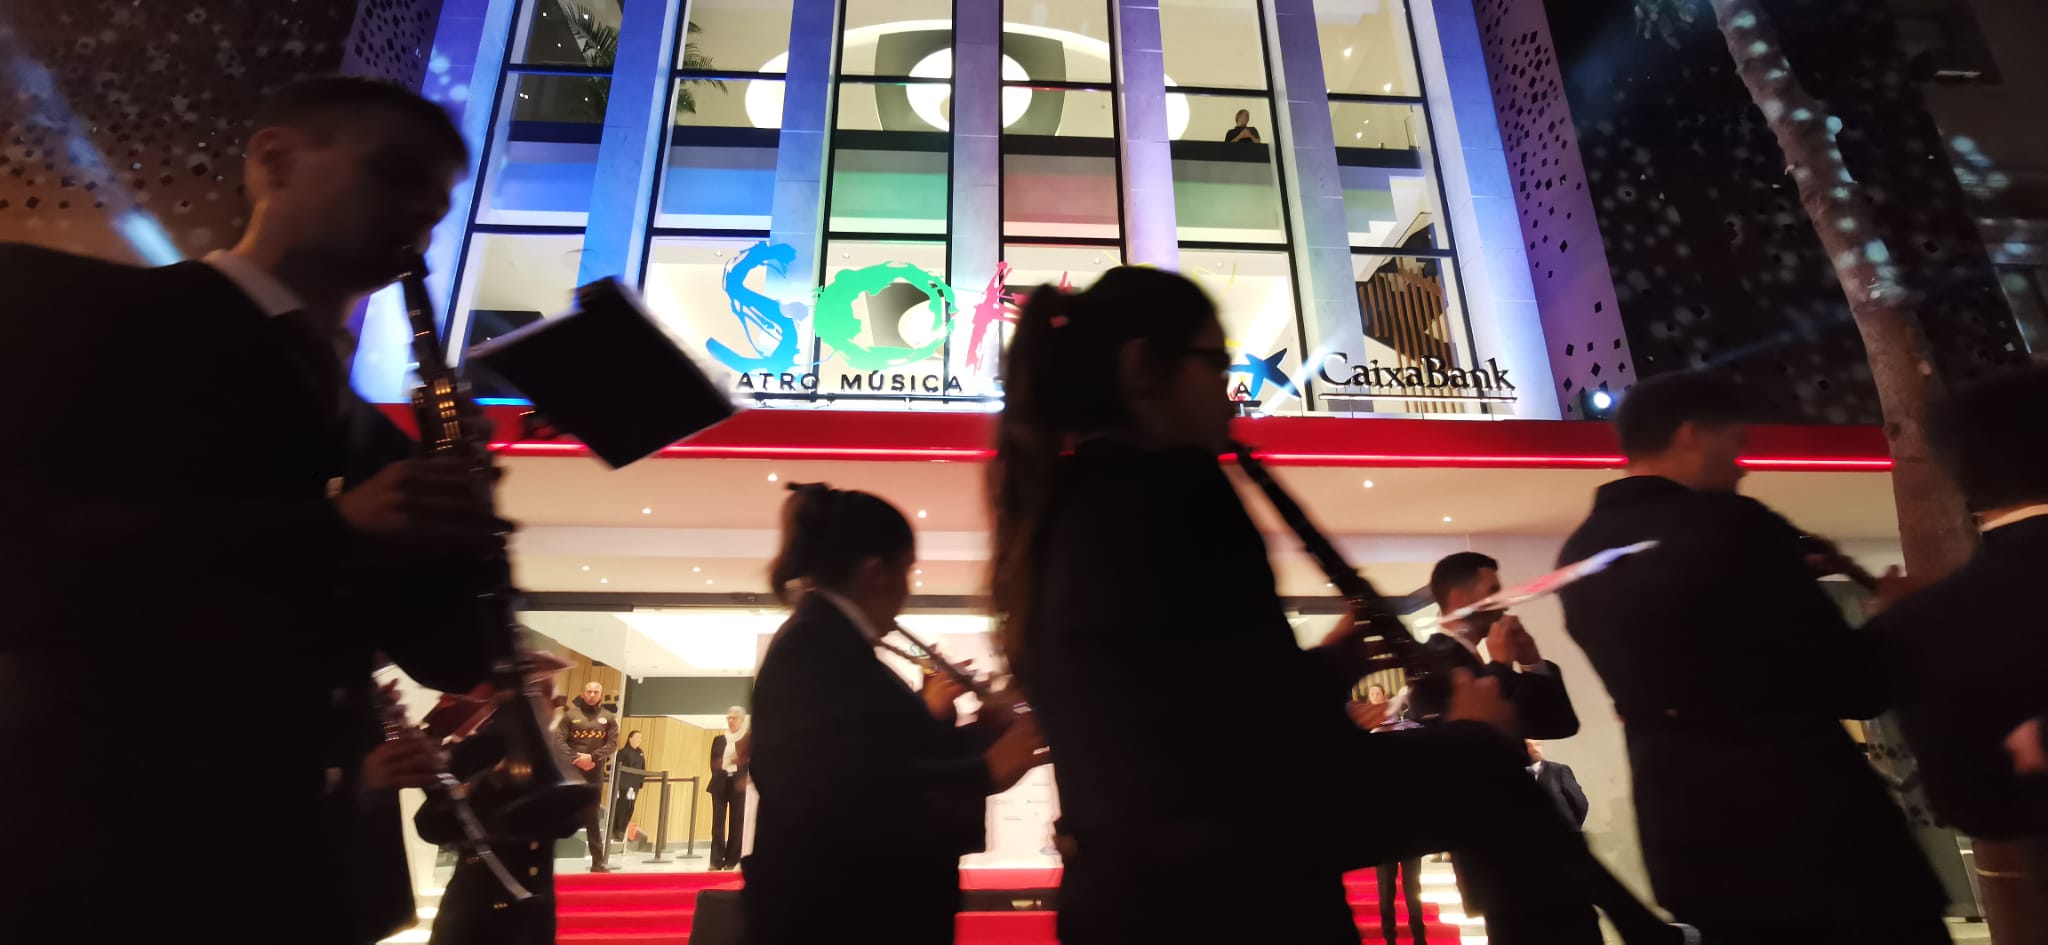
1362, 479, 1375, 489
915, 568, 923, 575
1342, 47, 1353, 57
1355, 132, 1362, 139
1383, 83, 1394, 92
706, 579, 714, 585
916, 509, 927, 519
1442, 516, 1454, 523
641, 507, 652, 515
767, 472, 779, 482
1363, 119, 1371, 125
692, 566, 702, 573
581, 565, 591, 571
599, 578, 609, 584
915, 581, 924, 588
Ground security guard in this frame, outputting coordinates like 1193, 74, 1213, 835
559, 680, 620, 871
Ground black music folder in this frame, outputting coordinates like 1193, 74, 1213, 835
468, 278, 737, 468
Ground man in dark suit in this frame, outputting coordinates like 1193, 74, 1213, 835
708, 705, 751, 869
1867, 367, 2048, 895
1401, 555, 1595, 943
0, 77, 505, 944
1556, 371, 1947, 945
1527, 740, 1588, 829
1406, 552, 1580, 739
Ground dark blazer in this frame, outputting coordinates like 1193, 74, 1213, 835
709, 732, 750, 794
1556, 475, 1943, 924
1405, 632, 1581, 739
0, 245, 497, 943
616, 745, 647, 793
1868, 515, 2048, 840
740, 593, 996, 945
1020, 442, 1371, 945
1531, 760, 1588, 829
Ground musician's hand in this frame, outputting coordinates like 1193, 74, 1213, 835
363, 733, 444, 791
2007, 718, 2048, 776
1486, 615, 1541, 666
922, 672, 967, 723
1444, 668, 1514, 733
1347, 700, 1390, 732
985, 714, 1050, 792
335, 458, 513, 551
574, 752, 596, 771
1863, 565, 1916, 616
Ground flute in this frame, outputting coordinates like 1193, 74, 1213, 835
886, 623, 1029, 715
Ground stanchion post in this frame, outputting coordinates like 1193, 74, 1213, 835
647, 771, 672, 863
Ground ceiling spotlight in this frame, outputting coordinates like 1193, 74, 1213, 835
767, 472, 779, 482
692, 566, 702, 573
1362, 480, 1375, 489
916, 509, 927, 519
1355, 131, 1363, 140
1342, 46, 1353, 57
1442, 516, 1454, 523
706, 579, 715, 585
915, 568, 923, 575
599, 577, 609, 584
1383, 82, 1394, 92
915, 581, 924, 588
641, 507, 652, 515
581, 564, 591, 571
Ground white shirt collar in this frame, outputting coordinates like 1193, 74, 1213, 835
202, 250, 304, 317
1982, 504, 2048, 533
814, 589, 888, 644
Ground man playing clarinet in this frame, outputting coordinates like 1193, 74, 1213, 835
0, 76, 505, 944
1556, 371, 1946, 945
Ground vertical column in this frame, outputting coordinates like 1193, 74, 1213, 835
1413, 0, 1562, 418
1113, 0, 1178, 270
351, 0, 516, 401
949, 0, 1002, 293
576, 0, 684, 285
1263, 0, 1364, 377
767, 0, 843, 299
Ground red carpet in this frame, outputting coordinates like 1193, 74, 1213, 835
552, 867, 1461, 944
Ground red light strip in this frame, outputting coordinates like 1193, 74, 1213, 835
492, 441, 1892, 471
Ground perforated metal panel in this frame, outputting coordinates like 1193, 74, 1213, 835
0, 0, 441, 263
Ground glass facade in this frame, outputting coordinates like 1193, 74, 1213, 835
397, 0, 1535, 418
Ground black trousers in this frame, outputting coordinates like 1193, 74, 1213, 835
1376, 858, 1428, 944
579, 768, 608, 870
710, 778, 746, 868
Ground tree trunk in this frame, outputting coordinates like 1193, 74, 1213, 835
1704, 0, 2043, 939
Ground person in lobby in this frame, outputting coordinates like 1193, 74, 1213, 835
1866, 366, 2048, 894
742, 482, 1047, 945
1405, 552, 1579, 739
613, 729, 648, 842
1555, 370, 1947, 944
0, 76, 506, 944
989, 267, 1691, 945
709, 705, 751, 869
1225, 108, 1263, 144
1527, 740, 1588, 830
560, 680, 620, 872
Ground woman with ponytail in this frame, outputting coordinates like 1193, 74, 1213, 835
741, 484, 1048, 945
989, 268, 1690, 945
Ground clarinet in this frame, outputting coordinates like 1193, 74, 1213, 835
373, 680, 533, 901
1229, 442, 1426, 676
398, 260, 596, 837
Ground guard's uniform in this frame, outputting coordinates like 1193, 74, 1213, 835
559, 697, 618, 869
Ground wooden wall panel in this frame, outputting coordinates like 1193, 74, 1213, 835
612, 715, 723, 846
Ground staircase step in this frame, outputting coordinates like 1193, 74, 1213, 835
557, 932, 691, 945
557, 907, 695, 932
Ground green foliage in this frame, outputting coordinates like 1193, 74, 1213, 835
1633, 0, 1701, 48
557, 2, 727, 120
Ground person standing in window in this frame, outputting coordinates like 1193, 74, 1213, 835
612, 730, 647, 843
709, 707, 751, 870
1225, 109, 1262, 144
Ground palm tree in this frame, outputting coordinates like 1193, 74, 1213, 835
1632, 2, 2039, 936
558, 1, 726, 121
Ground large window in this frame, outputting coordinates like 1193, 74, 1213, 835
400, 0, 1506, 419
